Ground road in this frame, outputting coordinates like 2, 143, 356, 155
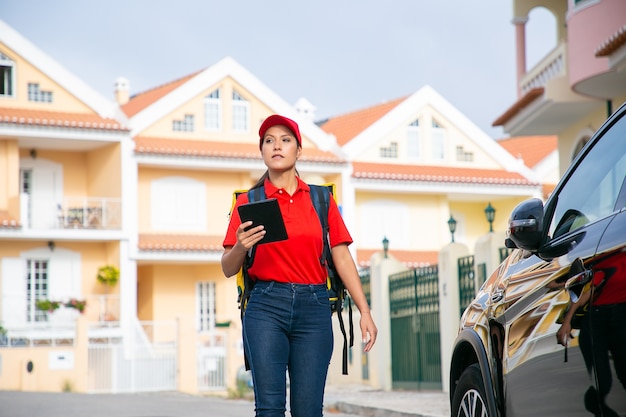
0, 390, 358, 417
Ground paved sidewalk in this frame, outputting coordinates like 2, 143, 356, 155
0, 385, 450, 417
324, 384, 450, 417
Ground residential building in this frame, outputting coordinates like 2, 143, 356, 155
0, 18, 547, 393
493, 0, 626, 173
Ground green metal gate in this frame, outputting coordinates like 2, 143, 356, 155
389, 266, 441, 390
458, 255, 475, 317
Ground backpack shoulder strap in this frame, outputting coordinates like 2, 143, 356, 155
309, 185, 331, 265
310, 184, 352, 375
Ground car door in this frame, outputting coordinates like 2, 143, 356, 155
498, 104, 626, 417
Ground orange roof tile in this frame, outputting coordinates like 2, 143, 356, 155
352, 162, 536, 185
0, 210, 20, 229
121, 70, 202, 117
138, 233, 224, 252
498, 135, 557, 168
134, 136, 345, 164
357, 249, 438, 268
0, 108, 126, 131
596, 24, 626, 57
492, 88, 544, 127
319, 97, 407, 145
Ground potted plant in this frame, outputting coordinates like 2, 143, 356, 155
36, 299, 87, 314
35, 299, 62, 313
97, 265, 119, 288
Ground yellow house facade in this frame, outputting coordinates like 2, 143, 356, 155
0, 19, 545, 393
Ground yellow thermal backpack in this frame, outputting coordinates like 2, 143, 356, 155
230, 183, 353, 374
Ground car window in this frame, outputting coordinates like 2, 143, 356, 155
549, 113, 626, 239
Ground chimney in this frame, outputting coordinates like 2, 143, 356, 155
114, 77, 130, 105
294, 97, 316, 121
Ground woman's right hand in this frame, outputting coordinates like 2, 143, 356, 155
235, 221, 266, 252
221, 222, 266, 277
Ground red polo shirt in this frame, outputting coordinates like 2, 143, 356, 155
223, 178, 353, 284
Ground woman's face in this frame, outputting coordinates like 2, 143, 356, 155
261, 125, 302, 172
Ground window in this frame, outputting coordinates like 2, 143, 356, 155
432, 120, 445, 160
548, 112, 626, 239
197, 281, 216, 332
26, 259, 49, 322
232, 91, 249, 132
204, 89, 221, 131
27, 83, 53, 103
456, 146, 474, 162
360, 200, 409, 248
172, 114, 195, 132
151, 177, 207, 231
0, 52, 14, 97
380, 142, 398, 158
407, 119, 420, 159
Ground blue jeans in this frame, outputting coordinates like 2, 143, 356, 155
243, 280, 333, 417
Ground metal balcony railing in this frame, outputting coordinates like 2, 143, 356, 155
21, 194, 122, 230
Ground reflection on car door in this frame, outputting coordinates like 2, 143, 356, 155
587, 209, 626, 416
499, 214, 612, 417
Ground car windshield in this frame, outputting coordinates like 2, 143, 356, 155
549, 113, 626, 239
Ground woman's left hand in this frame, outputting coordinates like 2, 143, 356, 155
360, 311, 378, 352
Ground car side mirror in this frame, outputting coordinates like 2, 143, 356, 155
506, 198, 544, 251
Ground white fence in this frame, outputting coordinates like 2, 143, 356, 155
197, 331, 227, 391
87, 320, 177, 393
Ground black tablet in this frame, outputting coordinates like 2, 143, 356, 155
237, 198, 288, 245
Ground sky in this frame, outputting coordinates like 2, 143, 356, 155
2, 0, 555, 139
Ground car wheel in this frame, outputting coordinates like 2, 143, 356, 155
452, 363, 490, 417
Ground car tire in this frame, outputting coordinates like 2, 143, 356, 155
451, 363, 490, 417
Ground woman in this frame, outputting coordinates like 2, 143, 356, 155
222, 114, 377, 417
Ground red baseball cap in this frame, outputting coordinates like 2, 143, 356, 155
258, 114, 302, 149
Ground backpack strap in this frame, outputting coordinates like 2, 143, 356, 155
310, 184, 353, 375
239, 186, 266, 370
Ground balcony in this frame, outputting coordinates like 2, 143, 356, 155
496, 41, 599, 136
0, 294, 121, 347
20, 195, 122, 230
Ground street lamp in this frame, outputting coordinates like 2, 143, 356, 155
484, 203, 496, 232
382, 236, 389, 258
447, 215, 457, 243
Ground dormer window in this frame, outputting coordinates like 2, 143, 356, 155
432, 119, 445, 160
407, 119, 420, 159
380, 142, 398, 158
456, 146, 474, 162
28, 83, 53, 103
173, 114, 195, 132
204, 89, 221, 131
0, 52, 14, 97
232, 91, 249, 132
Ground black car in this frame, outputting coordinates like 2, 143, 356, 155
449, 100, 626, 417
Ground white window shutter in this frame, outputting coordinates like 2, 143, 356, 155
1, 257, 27, 326
48, 251, 82, 300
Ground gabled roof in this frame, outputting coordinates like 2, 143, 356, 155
134, 136, 344, 164
321, 85, 538, 183
0, 20, 119, 119
498, 135, 557, 169
124, 56, 342, 156
319, 97, 407, 146
351, 162, 535, 185
121, 71, 201, 118
0, 107, 126, 132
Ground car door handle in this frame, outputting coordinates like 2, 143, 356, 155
491, 289, 504, 303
